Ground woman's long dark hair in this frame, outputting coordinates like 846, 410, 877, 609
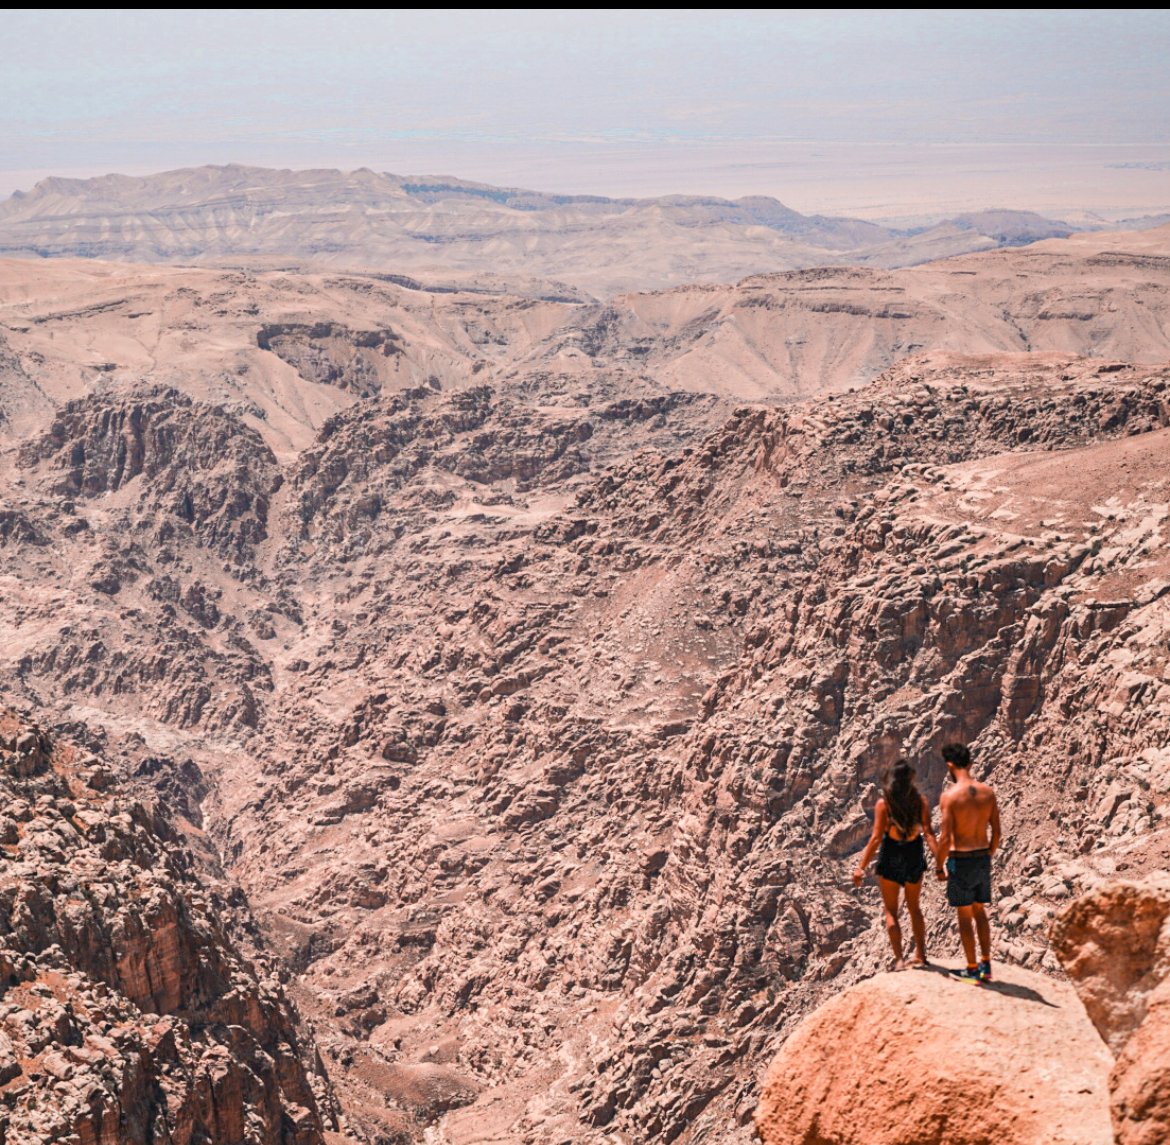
883, 760, 923, 837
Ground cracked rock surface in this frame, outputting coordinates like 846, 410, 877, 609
0, 710, 333, 1144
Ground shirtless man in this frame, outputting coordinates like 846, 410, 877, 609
935, 742, 1001, 983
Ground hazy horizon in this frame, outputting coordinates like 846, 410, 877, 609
3, 11, 1170, 218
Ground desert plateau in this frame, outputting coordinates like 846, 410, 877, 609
0, 141, 1164, 1144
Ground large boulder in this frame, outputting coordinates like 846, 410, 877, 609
1052, 879, 1170, 1145
755, 963, 1112, 1145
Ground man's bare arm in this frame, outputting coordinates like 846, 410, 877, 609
935, 795, 953, 879
988, 791, 1002, 856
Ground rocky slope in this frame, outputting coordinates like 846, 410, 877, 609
0, 165, 1086, 297
583, 224, 1170, 396
0, 229, 1166, 1141
1, 223, 1168, 449
0, 709, 333, 1144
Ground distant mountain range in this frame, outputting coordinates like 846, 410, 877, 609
2, 163, 1154, 298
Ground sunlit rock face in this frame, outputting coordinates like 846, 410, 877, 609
754, 962, 1113, 1145
0, 711, 333, 1144
1054, 880, 1170, 1145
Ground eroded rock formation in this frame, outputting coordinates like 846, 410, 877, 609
0, 711, 332, 1144
754, 963, 1113, 1145
1054, 879, 1170, 1145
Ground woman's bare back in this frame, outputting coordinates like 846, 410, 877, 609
883, 794, 931, 842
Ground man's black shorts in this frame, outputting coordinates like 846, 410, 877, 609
946, 852, 992, 907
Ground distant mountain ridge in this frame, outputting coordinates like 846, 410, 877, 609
0, 163, 1091, 297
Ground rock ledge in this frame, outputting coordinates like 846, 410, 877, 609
755, 962, 1112, 1145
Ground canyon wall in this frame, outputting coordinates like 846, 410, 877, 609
0, 711, 333, 1143
0, 228, 1166, 1141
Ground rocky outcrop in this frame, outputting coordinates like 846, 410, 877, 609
285, 383, 719, 557
1053, 880, 1170, 1145
257, 322, 401, 397
0, 710, 332, 1144
210, 353, 1170, 1143
754, 963, 1113, 1145
19, 388, 280, 562
755, 881, 1170, 1145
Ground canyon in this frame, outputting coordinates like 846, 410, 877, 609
0, 191, 1167, 1142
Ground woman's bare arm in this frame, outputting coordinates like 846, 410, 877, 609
852, 799, 888, 887
921, 794, 939, 859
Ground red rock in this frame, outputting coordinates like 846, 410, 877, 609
1053, 880, 1170, 1145
755, 963, 1112, 1145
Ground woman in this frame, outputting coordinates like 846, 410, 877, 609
852, 760, 938, 970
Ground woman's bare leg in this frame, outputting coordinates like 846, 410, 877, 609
904, 878, 927, 965
877, 876, 905, 969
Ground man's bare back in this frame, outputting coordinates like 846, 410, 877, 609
939, 777, 1000, 854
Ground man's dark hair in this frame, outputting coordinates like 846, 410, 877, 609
942, 742, 971, 768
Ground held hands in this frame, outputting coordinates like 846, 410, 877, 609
935, 867, 947, 882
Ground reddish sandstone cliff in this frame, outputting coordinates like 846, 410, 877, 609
0, 711, 332, 1144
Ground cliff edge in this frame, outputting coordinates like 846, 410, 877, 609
757, 878, 1170, 1145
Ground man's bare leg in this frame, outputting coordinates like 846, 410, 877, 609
877, 877, 905, 969
973, 903, 991, 963
956, 905, 978, 968
903, 879, 927, 965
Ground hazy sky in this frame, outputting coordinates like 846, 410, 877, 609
3, 10, 1169, 202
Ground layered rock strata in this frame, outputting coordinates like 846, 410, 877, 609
0, 164, 1089, 297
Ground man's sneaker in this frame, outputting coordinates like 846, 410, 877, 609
950, 966, 983, 984
977, 960, 993, 983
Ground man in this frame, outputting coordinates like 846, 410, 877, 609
935, 742, 1001, 983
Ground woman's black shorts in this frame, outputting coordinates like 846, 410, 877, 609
876, 835, 927, 885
